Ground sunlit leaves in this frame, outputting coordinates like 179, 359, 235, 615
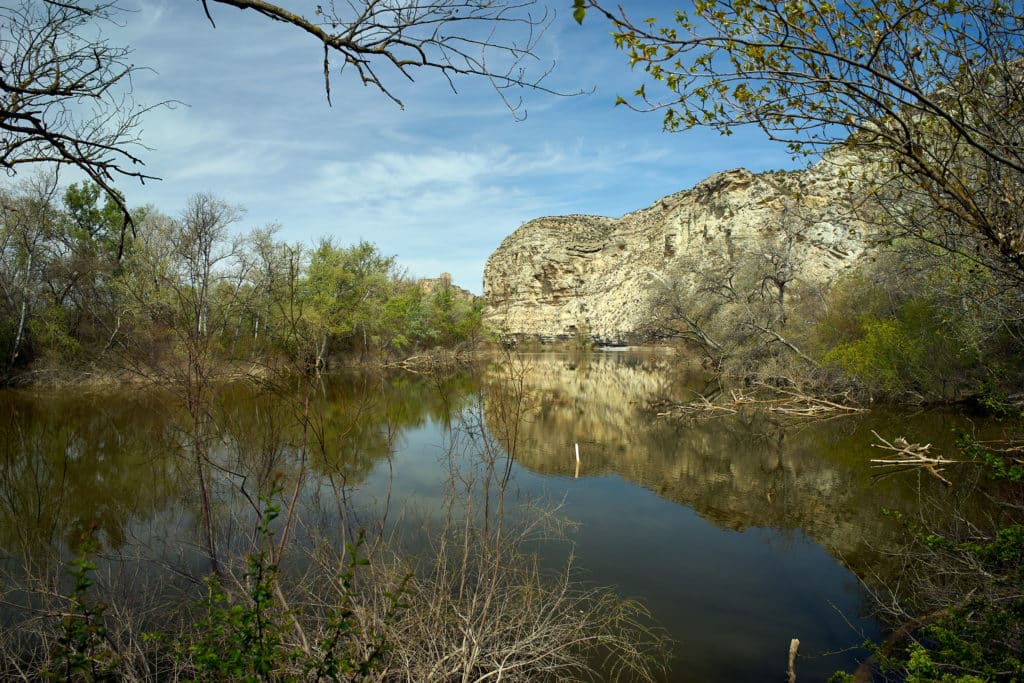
572, 0, 586, 24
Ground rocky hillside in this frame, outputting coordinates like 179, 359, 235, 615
418, 272, 476, 301
483, 156, 868, 344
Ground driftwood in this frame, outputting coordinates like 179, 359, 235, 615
869, 431, 963, 487
787, 638, 800, 683
382, 350, 474, 374
758, 384, 866, 418
654, 394, 738, 417
653, 384, 864, 420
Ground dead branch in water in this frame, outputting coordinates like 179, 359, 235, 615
652, 384, 864, 420
653, 394, 738, 418
754, 383, 866, 417
787, 638, 800, 683
382, 349, 476, 374
869, 431, 964, 487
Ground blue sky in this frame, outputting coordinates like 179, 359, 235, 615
98, 1, 799, 292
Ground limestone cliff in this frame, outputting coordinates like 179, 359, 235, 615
483, 157, 868, 344
417, 272, 476, 301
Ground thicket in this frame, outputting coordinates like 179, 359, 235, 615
646, 224, 1024, 407
808, 226, 1022, 401
0, 179, 483, 385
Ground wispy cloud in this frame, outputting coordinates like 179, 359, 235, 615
311, 150, 499, 202
84, 0, 799, 293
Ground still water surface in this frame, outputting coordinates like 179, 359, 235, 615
0, 351, 974, 680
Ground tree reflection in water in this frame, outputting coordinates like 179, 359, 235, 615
0, 352, 988, 680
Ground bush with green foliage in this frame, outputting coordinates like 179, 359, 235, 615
37, 498, 402, 682
178, 499, 396, 681
815, 242, 1023, 402
46, 535, 119, 681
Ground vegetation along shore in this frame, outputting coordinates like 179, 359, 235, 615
2, 0, 1023, 680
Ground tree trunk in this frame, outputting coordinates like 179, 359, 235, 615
10, 249, 33, 367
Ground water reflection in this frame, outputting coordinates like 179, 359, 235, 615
0, 390, 181, 559
0, 354, 978, 681
483, 352, 960, 571
0, 372, 479, 564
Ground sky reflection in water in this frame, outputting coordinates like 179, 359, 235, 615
2, 351, 977, 680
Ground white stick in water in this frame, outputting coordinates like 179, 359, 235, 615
575, 443, 580, 463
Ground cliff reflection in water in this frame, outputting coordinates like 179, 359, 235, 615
2, 355, 959, 679
1, 355, 958, 575
483, 351, 957, 571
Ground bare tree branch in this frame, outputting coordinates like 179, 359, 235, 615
203, 0, 574, 116
0, 1, 168, 256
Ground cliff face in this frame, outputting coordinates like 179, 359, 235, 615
483, 157, 868, 343
417, 272, 476, 301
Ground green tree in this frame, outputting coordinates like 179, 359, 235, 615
54, 183, 140, 361
378, 282, 429, 353
0, 175, 67, 379
305, 239, 396, 366
0, 178, 146, 381
61, 183, 125, 264
239, 227, 308, 363
426, 281, 483, 348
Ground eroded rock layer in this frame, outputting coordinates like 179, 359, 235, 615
483, 158, 867, 344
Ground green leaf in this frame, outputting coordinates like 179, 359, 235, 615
572, 0, 587, 24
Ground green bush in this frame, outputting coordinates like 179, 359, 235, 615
822, 291, 981, 400
46, 534, 118, 681
177, 499, 398, 681
824, 315, 923, 393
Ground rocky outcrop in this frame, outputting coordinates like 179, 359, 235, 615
483, 156, 868, 344
418, 272, 476, 301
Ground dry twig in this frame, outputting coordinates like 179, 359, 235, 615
869, 431, 963, 487
652, 384, 864, 420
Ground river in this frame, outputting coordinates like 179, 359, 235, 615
0, 350, 981, 680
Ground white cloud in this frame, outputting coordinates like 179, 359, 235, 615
58, 0, 800, 294
312, 150, 498, 202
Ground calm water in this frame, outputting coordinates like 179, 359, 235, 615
0, 351, 978, 681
